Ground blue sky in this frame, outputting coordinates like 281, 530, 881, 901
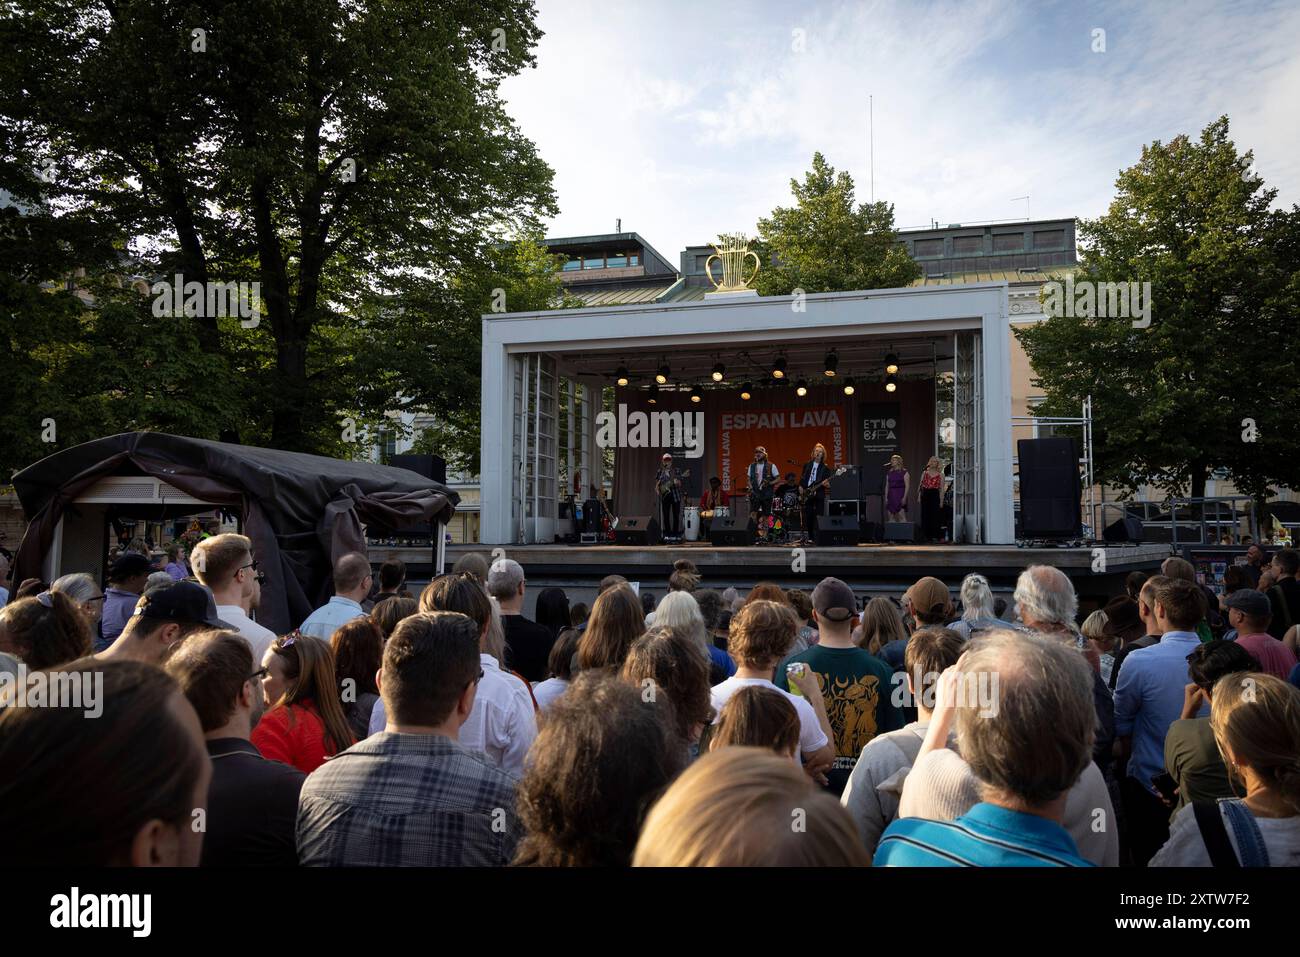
500, 0, 1300, 259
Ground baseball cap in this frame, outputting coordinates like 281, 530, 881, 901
1224, 588, 1270, 618
132, 581, 227, 628
812, 577, 857, 622
905, 577, 951, 618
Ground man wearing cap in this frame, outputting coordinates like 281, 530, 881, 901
99, 552, 155, 650
1224, 588, 1297, 679
776, 577, 903, 796
654, 453, 684, 541
96, 580, 230, 665
747, 447, 778, 533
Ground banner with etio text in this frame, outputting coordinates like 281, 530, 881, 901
717, 405, 847, 494
859, 402, 902, 498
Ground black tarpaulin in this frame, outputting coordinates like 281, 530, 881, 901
11, 432, 458, 636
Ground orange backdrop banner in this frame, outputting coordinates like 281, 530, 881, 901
717, 405, 849, 494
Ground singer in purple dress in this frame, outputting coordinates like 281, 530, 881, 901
886, 454, 910, 522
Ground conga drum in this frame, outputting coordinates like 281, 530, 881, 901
683, 506, 701, 541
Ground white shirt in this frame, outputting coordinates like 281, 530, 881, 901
215, 604, 277, 667
710, 676, 828, 756
531, 677, 569, 713
298, 596, 365, 643
1151, 802, 1300, 867
368, 654, 538, 777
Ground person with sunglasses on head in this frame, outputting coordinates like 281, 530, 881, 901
191, 533, 275, 666
165, 629, 306, 867
253, 632, 355, 774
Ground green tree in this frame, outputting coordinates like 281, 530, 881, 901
751, 152, 919, 296
1017, 117, 1300, 501
0, 0, 557, 457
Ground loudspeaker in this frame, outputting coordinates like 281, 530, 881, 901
709, 517, 753, 547
815, 516, 861, 547
858, 521, 883, 543
828, 467, 861, 500
613, 515, 661, 546
1103, 516, 1144, 544
1018, 437, 1082, 539
580, 499, 604, 535
884, 521, 916, 543
828, 500, 859, 517
389, 453, 448, 486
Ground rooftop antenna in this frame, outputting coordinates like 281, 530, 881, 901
616, 217, 621, 234
1011, 196, 1030, 220
869, 95, 874, 204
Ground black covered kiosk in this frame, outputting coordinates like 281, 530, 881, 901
11, 432, 458, 636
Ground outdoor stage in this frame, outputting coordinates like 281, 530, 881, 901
431, 540, 1174, 612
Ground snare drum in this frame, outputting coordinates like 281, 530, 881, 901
683, 506, 701, 541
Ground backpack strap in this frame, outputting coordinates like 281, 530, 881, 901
1221, 799, 1270, 867
1193, 801, 1240, 868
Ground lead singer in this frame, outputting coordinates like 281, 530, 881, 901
799, 443, 829, 544
655, 452, 684, 540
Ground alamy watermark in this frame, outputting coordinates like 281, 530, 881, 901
0, 664, 103, 718
1042, 275, 1152, 328
595, 403, 704, 458
890, 668, 1000, 718
151, 274, 261, 327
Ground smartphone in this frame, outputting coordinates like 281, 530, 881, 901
786, 662, 806, 697
1151, 771, 1178, 804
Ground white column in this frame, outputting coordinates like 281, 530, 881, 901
479, 321, 513, 544
981, 294, 1015, 544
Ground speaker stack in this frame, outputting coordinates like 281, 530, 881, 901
708, 517, 753, 547
1017, 437, 1083, 540
814, 516, 860, 547
1103, 515, 1144, 544
613, 515, 661, 547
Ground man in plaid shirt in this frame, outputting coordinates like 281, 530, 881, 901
296, 611, 523, 866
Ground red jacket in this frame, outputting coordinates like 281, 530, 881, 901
699, 489, 730, 509
251, 699, 351, 774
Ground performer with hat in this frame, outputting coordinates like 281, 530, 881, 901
655, 452, 685, 540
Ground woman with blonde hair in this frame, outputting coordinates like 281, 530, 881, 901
885, 454, 910, 523
633, 747, 868, 866
252, 632, 356, 773
917, 456, 946, 541
857, 596, 908, 657
1152, 673, 1300, 866
653, 590, 734, 682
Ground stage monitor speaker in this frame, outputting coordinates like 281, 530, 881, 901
613, 515, 661, 547
389, 453, 447, 486
828, 467, 861, 500
884, 521, 916, 543
709, 518, 752, 547
858, 521, 883, 543
1018, 437, 1082, 539
815, 516, 860, 547
1103, 516, 1144, 544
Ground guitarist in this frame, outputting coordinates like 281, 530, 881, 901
747, 446, 779, 531
655, 452, 685, 540
799, 444, 831, 544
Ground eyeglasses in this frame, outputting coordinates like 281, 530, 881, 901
247, 667, 269, 682
239, 560, 268, 586
464, 668, 485, 691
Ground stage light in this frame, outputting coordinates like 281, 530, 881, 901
740, 382, 753, 400
690, 386, 702, 403
615, 365, 629, 387
884, 352, 899, 375
772, 355, 787, 379
648, 382, 659, 405
885, 373, 898, 393
844, 377, 856, 396
795, 378, 808, 397
712, 362, 725, 382
823, 349, 838, 377
656, 363, 670, 384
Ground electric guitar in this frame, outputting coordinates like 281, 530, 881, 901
799, 465, 850, 504
655, 468, 691, 499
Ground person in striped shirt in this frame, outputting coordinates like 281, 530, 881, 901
874, 629, 1096, 866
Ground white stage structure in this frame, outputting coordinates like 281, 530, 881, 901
480, 283, 1016, 546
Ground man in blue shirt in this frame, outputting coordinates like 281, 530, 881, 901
299, 552, 372, 643
875, 629, 1096, 867
1113, 576, 1208, 865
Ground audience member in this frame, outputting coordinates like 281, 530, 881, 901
653, 590, 735, 683
0, 591, 93, 670
633, 748, 868, 867
165, 630, 305, 866
50, 572, 104, 632
451, 552, 490, 583
192, 533, 275, 666
534, 586, 571, 636
514, 671, 685, 866
252, 633, 355, 774
299, 553, 371, 643
1265, 549, 1300, 641
533, 627, 580, 712
331, 616, 384, 739
100, 552, 153, 649
488, 558, 555, 683
621, 626, 714, 755
576, 583, 644, 670
0, 659, 210, 866
1100, 594, 1146, 691
96, 581, 225, 666
858, 596, 908, 658
1152, 673, 1300, 866
775, 577, 903, 795
297, 612, 523, 866
1223, 589, 1297, 678
569, 601, 590, 628
710, 686, 801, 758
948, 574, 1010, 640
841, 627, 964, 856
786, 588, 818, 648
371, 595, 418, 640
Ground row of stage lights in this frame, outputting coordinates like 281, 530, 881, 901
615, 350, 901, 403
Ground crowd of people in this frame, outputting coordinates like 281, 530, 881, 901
2, 537, 1299, 868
